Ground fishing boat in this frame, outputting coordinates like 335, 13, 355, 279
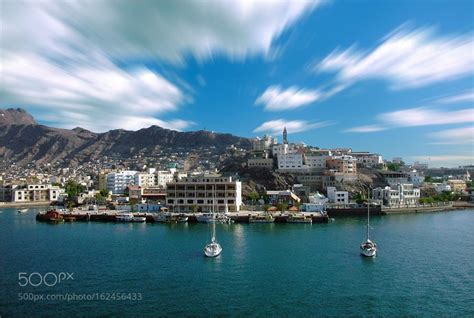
153, 212, 171, 223
287, 214, 312, 224
360, 190, 377, 257
249, 212, 274, 223
18, 208, 28, 213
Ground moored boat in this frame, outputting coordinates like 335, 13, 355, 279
286, 214, 312, 224
18, 208, 28, 213
116, 213, 146, 222
249, 213, 274, 223
196, 213, 215, 223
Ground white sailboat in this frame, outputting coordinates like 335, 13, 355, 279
204, 187, 222, 257
360, 189, 377, 257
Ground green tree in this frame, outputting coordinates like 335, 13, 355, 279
65, 180, 86, 198
386, 163, 402, 171
277, 202, 288, 213
424, 176, 433, 183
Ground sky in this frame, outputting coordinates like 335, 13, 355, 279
0, 0, 473, 167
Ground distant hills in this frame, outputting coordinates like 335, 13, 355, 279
0, 108, 251, 167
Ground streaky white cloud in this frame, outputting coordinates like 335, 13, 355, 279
255, 86, 321, 111
378, 107, 474, 127
344, 125, 386, 133
411, 155, 473, 168
429, 126, 474, 145
0, 52, 193, 132
436, 90, 474, 104
2, 1, 322, 64
346, 107, 474, 133
0, 1, 323, 131
316, 24, 474, 92
253, 119, 334, 135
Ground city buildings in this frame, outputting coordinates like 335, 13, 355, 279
166, 175, 242, 212
106, 170, 137, 194
11, 184, 61, 203
326, 187, 349, 204
372, 184, 420, 207
326, 155, 357, 174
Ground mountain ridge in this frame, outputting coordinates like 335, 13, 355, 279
0, 108, 252, 168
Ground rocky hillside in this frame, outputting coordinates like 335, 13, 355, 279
0, 108, 252, 167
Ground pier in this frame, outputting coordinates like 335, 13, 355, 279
35, 210, 330, 224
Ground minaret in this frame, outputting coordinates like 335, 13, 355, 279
283, 126, 288, 144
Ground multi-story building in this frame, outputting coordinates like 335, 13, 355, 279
380, 171, 409, 187
372, 184, 420, 207
166, 175, 242, 212
12, 184, 61, 203
277, 153, 304, 170
106, 170, 137, 195
326, 155, 357, 174
251, 135, 277, 153
350, 152, 383, 168
447, 180, 467, 192
408, 170, 424, 187
266, 190, 301, 206
156, 170, 175, 189
326, 186, 349, 204
134, 173, 156, 188
304, 154, 328, 169
247, 158, 274, 169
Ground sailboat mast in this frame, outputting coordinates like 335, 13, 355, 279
212, 185, 216, 239
367, 186, 370, 240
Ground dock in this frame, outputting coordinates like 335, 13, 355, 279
36, 210, 330, 224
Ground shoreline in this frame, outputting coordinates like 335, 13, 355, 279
0, 202, 52, 208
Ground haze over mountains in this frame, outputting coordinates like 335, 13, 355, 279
0, 108, 251, 167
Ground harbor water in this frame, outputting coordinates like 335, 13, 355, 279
0, 207, 473, 317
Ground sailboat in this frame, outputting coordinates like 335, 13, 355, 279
360, 189, 377, 257
204, 187, 222, 257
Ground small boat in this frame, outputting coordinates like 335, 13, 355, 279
18, 208, 28, 213
116, 213, 146, 223
249, 213, 274, 223
177, 214, 188, 223
360, 190, 377, 257
196, 213, 215, 223
204, 237, 222, 257
64, 216, 76, 222
287, 214, 312, 224
203, 193, 222, 257
153, 212, 171, 223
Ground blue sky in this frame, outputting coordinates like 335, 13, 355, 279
1, 0, 473, 167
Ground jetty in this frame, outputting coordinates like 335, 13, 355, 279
36, 210, 329, 224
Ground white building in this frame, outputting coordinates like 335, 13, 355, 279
327, 187, 349, 204
12, 184, 61, 203
433, 182, 451, 193
277, 153, 305, 170
166, 175, 242, 212
156, 170, 175, 189
372, 184, 420, 207
350, 152, 383, 168
408, 170, 424, 187
134, 173, 156, 188
106, 171, 137, 195
252, 135, 277, 152
304, 155, 328, 169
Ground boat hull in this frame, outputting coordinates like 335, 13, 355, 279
204, 242, 222, 257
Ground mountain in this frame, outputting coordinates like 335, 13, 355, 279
0, 108, 251, 168
0, 108, 37, 126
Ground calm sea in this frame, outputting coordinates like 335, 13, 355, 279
0, 207, 473, 317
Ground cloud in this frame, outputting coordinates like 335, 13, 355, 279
253, 119, 334, 135
0, 0, 322, 131
255, 86, 321, 111
429, 126, 474, 145
347, 107, 474, 133
436, 90, 474, 104
2, 1, 321, 64
378, 107, 474, 127
410, 155, 473, 168
344, 125, 386, 133
0, 52, 193, 132
316, 24, 474, 94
